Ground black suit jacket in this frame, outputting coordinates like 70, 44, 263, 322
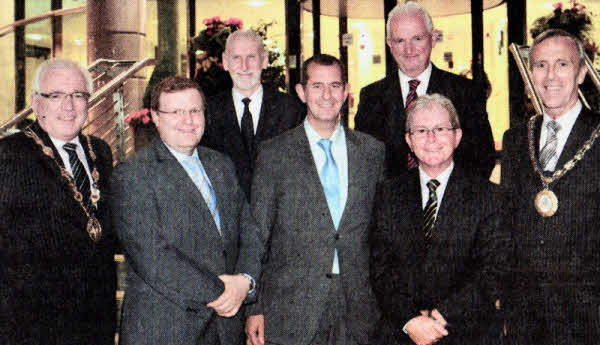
369, 167, 510, 345
0, 122, 116, 345
201, 86, 305, 200
501, 107, 600, 345
355, 64, 495, 180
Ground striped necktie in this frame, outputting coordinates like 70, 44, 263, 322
63, 143, 91, 208
182, 156, 221, 234
406, 79, 421, 169
423, 179, 440, 239
539, 120, 561, 171
405, 79, 420, 111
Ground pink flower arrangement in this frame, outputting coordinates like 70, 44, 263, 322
552, 2, 563, 9
125, 108, 151, 127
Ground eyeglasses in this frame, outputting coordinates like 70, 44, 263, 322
38, 92, 90, 103
409, 126, 456, 138
157, 108, 203, 118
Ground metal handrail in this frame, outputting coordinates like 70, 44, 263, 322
0, 5, 86, 38
0, 58, 155, 131
86, 58, 155, 110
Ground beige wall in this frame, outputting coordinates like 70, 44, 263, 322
0, 0, 15, 122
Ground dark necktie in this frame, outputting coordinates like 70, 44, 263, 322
423, 179, 440, 239
63, 143, 91, 208
241, 98, 255, 158
405, 79, 421, 169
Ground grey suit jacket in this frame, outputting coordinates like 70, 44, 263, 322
111, 139, 263, 345
248, 125, 385, 345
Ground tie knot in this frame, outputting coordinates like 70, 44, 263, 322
318, 139, 333, 153
547, 120, 560, 133
427, 179, 440, 192
242, 98, 251, 106
63, 143, 78, 153
409, 79, 420, 90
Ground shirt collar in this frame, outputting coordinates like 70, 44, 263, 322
303, 117, 344, 147
163, 140, 199, 163
49, 134, 82, 151
542, 100, 582, 133
398, 62, 432, 90
419, 160, 454, 190
232, 84, 263, 105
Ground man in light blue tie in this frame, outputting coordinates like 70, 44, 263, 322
111, 76, 264, 345
246, 54, 385, 345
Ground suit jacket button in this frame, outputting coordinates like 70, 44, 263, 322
334, 233, 340, 240
325, 273, 333, 279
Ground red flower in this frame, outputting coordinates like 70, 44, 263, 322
125, 108, 152, 126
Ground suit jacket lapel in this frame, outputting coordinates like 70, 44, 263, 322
556, 107, 598, 168
255, 86, 271, 143
153, 141, 221, 238
289, 126, 336, 231
426, 64, 443, 94
435, 167, 464, 235
198, 147, 230, 241
340, 129, 366, 229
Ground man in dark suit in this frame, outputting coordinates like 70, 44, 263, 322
370, 93, 510, 345
112, 76, 264, 345
245, 54, 384, 345
201, 29, 304, 200
1, 59, 116, 344
355, 1, 495, 179
502, 29, 600, 345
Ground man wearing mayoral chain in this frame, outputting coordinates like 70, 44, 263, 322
502, 29, 600, 344
1, 58, 116, 344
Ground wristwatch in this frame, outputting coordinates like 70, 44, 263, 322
241, 273, 256, 295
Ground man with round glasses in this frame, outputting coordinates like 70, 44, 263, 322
369, 93, 510, 345
1, 58, 116, 344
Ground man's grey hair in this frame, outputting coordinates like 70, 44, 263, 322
529, 28, 586, 70
405, 93, 461, 132
33, 58, 93, 94
386, 1, 433, 37
224, 29, 266, 58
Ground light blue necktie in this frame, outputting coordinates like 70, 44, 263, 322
318, 139, 341, 274
182, 156, 221, 234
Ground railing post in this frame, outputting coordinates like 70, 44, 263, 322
113, 86, 126, 163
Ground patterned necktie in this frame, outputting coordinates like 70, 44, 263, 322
405, 79, 421, 111
423, 179, 440, 239
63, 143, 91, 208
539, 120, 561, 171
406, 79, 421, 169
318, 139, 342, 274
241, 98, 255, 159
182, 156, 221, 234
318, 139, 341, 229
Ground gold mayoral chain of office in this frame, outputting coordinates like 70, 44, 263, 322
24, 128, 102, 242
527, 113, 600, 217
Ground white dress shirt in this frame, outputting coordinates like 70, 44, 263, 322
539, 100, 582, 171
232, 85, 263, 134
419, 161, 454, 218
304, 118, 348, 274
50, 135, 97, 195
398, 62, 433, 104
